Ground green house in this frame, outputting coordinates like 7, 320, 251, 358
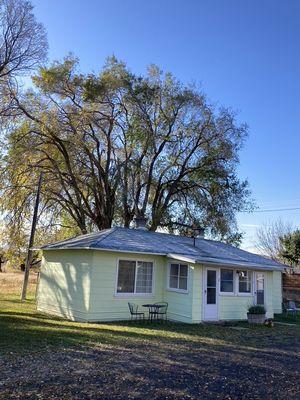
37, 226, 284, 323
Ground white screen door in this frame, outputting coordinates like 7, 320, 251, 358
203, 268, 218, 320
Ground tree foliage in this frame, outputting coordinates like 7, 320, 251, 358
0, 56, 252, 247
0, 0, 47, 118
0, 0, 47, 79
279, 230, 300, 266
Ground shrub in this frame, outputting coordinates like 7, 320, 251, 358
247, 305, 266, 314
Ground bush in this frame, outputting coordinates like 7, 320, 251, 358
247, 305, 266, 314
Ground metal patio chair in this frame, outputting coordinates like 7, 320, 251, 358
154, 302, 168, 322
283, 300, 297, 318
286, 300, 298, 318
128, 302, 145, 322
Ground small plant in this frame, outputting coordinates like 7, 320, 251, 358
247, 305, 266, 314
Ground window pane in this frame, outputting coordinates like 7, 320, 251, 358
207, 270, 216, 287
257, 290, 264, 305
117, 261, 135, 293
136, 261, 153, 293
170, 264, 179, 276
169, 263, 188, 290
169, 275, 178, 288
221, 269, 233, 281
207, 287, 216, 304
220, 269, 233, 292
179, 264, 188, 278
221, 281, 233, 292
256, 273, 264, 305
179, 277, 187, 290
239, 271, 252, 293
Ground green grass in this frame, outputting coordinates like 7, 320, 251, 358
1, 290, 300, 399
274, 312, 300, 325
1, 291, 299, 356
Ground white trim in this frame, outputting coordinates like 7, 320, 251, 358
167, 254, 196, 264
167, 262, 189, 293
166, 288, 189, 294
42, 246, 166, 256
114, 257, 155, 297
237, 269, 253, 296
195, 260, 284, 272
219, 268, 235, 296
215, 267, 254, 297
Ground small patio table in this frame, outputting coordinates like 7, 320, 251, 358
143, 304, 164, 322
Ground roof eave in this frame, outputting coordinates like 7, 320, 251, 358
40, 246, 285, 271
195, 258, 285, 271
41, 246, 167, 257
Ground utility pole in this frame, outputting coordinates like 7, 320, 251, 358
20, 173, 43, 301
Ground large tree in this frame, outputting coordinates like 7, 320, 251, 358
0, 57, 252, 246
0, 0, 47, 264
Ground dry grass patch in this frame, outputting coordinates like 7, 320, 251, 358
0, 271, 37, 294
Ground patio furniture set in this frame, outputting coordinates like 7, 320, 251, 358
128, 302, 168, 322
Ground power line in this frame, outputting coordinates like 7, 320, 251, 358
249, 207, 300, 213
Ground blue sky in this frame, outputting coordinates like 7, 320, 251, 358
32, 0, 300, 251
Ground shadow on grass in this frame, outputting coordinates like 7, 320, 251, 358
1, 296, 300, 399
1, 307, 299, 357
1, 298, 36, 304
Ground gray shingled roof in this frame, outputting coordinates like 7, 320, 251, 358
42, 227, 285, 271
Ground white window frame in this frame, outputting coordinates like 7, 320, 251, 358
217, 268, 254, 297
115, 258, 155, 297
219, 268, 235, 296
237, 270, 253, 296
167, 262, 189, 293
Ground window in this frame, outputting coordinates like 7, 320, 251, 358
238, 270, 252, 293
168, 263, 188, 291
136, 261, 153, 293
117, 260, 153, 294
220, 269, 234, 293
206, 270, 217, 304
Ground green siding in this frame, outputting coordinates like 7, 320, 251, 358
219, 295, 253, 320
163, 259, 195, 323
272, 271, 282, 313
191, 265, 203, 322
89, 251, 165, 321
219, 271, 276, 320
37, 249, 283, 323
37, 250, 92, 321
89, 252, 194, 322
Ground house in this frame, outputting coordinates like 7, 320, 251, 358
37, 224, 284, 323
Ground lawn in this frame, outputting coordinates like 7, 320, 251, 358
0, 273, 300, 399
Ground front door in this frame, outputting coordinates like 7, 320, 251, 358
203, 268, 218, 320
255, 273, 265, 305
